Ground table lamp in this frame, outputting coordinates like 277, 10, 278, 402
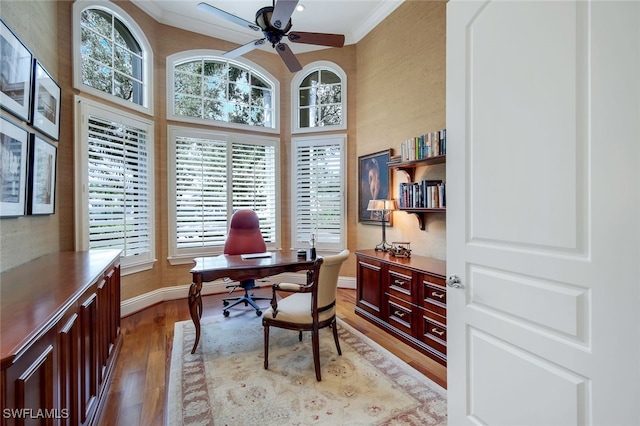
367, 199, 398, 251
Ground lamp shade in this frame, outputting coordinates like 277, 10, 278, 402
367, 199, 398, 211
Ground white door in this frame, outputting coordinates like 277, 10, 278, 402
446, 1, 640, 425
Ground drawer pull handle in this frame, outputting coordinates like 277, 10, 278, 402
431, 327, 444, 336
394, 310, 406, 318
431, 291, 445, 299
394, 279, 405, 287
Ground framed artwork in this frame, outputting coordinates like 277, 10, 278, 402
28, 134, 57, 215
0, 117, 28, 217
0, 18, 33, 122
32, 61, 61, 140
358, 149, 392, 225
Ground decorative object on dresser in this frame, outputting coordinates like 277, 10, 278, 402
390, 241, 411, 258
355, 249, 447, 366
366, 199, 398, 252
0, 250, 122, 426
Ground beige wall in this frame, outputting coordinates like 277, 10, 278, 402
356, 0, 447, 259
0, 0, 446, 300
0, 1, 64, 270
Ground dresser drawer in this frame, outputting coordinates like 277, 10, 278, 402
421, 312, 447, 356
387, 266, 414, 302
387, 296, 414, 336
422, 279, 446, 317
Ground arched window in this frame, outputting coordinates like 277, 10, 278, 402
292, 61, 347, 133
167, 51, 278, 131
73, 0, 153, 114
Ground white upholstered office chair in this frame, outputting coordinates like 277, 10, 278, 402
262, 249, 350, 381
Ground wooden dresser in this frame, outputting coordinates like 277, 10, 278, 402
1, 250, 122, 426
355, 249, 447, 366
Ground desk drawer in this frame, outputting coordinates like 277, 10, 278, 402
386, 296, 414, 336
387, 266, 414, 302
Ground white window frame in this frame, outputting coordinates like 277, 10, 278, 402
292, 61, 347, 134
166, 50, 280, 134
72, 0, 154, 115
290, 134, 347, 252
167, 125, 282, 264
74, 96, 156, 275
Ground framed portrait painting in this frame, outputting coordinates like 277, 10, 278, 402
0, 117, 28, 217
28, 134, 57, 215
358, 149, 392, 225
32, 61, 61, 140
0, 18, 33, 122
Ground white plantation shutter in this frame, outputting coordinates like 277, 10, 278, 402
168, 127, 279, 262
174, 136, 228, 250
291, 135, 346, 251
76, 97, 155, 274
230, 142, 277, 243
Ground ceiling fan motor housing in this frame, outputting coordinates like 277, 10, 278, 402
255, 6, 292, 45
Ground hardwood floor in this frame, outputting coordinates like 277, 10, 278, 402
98, 288, 447, 425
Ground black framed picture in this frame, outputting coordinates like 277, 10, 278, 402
0, 117, 28, 217
32, 60, 61, 140
0, 18, 33, 122
27, 134, 57, 215
358, 149, 392, 225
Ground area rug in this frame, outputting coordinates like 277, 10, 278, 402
167, 314, 447, 425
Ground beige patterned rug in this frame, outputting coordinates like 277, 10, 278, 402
167, 314, 447, 425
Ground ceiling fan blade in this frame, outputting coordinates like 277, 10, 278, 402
270, 0, 298, 30
222, 39, 266, 58
288, 31, 346, 48
276, 43, 302, 72
197, 2, 260, 32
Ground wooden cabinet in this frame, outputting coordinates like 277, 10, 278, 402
355, 250, 447, 366
1, 250, 122, 426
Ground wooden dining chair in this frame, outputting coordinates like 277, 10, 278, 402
262, 249, 350, 381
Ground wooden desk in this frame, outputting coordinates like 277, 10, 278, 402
188, 251, 315, 353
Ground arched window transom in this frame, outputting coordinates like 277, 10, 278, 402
171, 57, 275, 129
293, 62, 347, 133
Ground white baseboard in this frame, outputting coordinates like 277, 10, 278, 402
120, 273, 356, 317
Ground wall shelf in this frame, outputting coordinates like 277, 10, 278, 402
390, 155, 446, 229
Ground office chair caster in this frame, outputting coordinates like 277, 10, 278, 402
223, 310, 230, 317
223, 300, 229, 306
256, 310, 262, 316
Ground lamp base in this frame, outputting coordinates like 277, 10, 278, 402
374, 241, 393, 252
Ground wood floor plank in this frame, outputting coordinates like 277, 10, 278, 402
98, 288, 447, 424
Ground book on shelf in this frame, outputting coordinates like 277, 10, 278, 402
399, 180, 445, 209
399, 128, 447, 162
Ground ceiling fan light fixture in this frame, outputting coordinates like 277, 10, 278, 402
198, 1, 344, 73
255, 6, 293, 33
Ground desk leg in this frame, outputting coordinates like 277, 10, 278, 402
188, 280, 203, 354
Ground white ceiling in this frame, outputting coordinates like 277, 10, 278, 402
131, 0, 404, 53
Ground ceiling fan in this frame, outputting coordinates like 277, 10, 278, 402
197, 0, 345, 72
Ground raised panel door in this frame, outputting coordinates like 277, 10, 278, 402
447, 1, 640, 424
79, 293, 98, 424
355, 256, 384, 317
